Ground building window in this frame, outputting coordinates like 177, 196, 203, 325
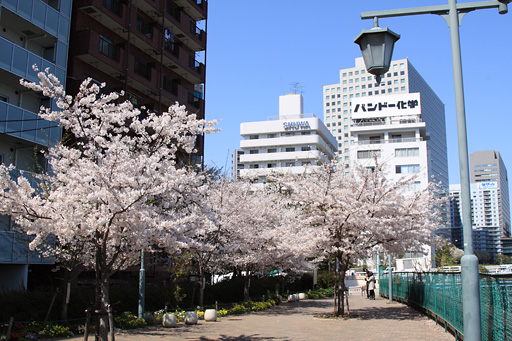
396, 164, 420, 174
285, 147, 295, 152
103, 0, 123, 16
395, 147, 419, 157
267, 148, 277, 153
250, 164, 259, 169
301, 146, 311, 151
286, 162, 295, 167
136, 15, 153, 39
267, 163, 276, 168
268, 134, 277, 138
249, 135, 259, 139
162, 74, 178, 95
166, 0, 181, 20
134, 57, 152, 80
99, 36, 119, 61
249, 150, 259, 154
357, 150, 381, 159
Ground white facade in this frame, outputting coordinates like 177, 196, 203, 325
238, 94, 337, 181
322, 57, 448, 190
349, 93, 429, 191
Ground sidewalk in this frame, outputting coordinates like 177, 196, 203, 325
86, 294, 455, 341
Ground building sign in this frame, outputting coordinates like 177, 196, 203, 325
478, 182, 497, 189
352, 93, 422, 119
283, 121, 311, 130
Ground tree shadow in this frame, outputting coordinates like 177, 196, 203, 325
199, 334, 288, 340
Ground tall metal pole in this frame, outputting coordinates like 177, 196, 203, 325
447, 1, 481, 339
388, 255, 392, 302
138, 249, 145, 319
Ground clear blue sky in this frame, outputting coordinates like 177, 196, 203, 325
203, 0, 512, 186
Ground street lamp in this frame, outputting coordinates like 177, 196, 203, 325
354, 1, 509, 340
354, 18, 400, 84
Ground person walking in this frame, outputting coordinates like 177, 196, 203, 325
367, 271, 376, 300
364, 270, 370, 298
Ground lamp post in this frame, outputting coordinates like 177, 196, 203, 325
354, 1, 509, 340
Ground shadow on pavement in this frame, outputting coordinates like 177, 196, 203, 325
199, 334, 288, 340
352, 305, 425, 321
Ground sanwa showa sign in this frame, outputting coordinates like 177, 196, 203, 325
351, 93, 422, 118
283, 121, 311, 130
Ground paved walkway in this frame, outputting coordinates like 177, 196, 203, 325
86, 294, 455, 341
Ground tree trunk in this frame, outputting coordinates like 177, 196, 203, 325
243, 271, 251, 302
337, 263, 349, 317
198, 267, 204, 309
60, 267, 83, 323
97, 271, 111, 341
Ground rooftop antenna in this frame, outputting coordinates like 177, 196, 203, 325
290, 82, 304, 95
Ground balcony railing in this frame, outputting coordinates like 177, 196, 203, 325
357, 137, 423, 145
0, 100, 61, 147
352, 117, 423, 127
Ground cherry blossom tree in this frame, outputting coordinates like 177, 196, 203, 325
214, 181, 317, 301
0, 68, 216, 340
279, 160, 443, 316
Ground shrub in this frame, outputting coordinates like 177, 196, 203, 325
216, 309, 229, 317
38, 324, 70, 338
306, 288, 334, 299
114, 312, 147, 330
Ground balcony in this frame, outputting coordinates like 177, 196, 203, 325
0, 100, 61, 147
351, 117, 425, 132
0, 35, 57, 84
162, 41, 205, 84
78, 0, 127, 35
164, 0, 206, 52
174, 0, 208, 20
73, 29, 125, 78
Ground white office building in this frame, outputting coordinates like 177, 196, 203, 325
237, 94, 337, 182
322, 57, 448, 190
323, 57, 449, 270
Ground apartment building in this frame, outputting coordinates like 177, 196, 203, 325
68, 0, 207, 160
0, 0, 73, 290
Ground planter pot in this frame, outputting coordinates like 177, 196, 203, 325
204, 309, 217, 322
185, 311, 198, 325
298, 293, 306, 300
288, 294, 298, 302
162, 313, 177, 328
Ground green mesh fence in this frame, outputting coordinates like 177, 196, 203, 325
379, 271, 512, 340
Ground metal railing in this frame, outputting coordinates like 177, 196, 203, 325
357, 137, 423, 145
379, 271, 512, 340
